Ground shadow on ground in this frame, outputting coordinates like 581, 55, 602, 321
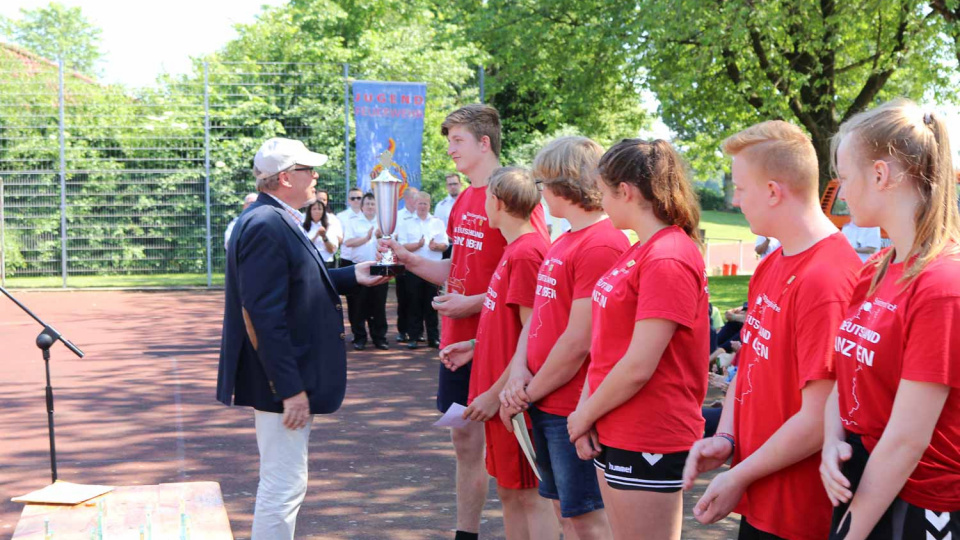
0, 288, 738, 539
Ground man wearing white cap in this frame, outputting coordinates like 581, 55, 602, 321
217, 137, 388, 539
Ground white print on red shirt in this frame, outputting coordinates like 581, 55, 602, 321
483, 261, 506, 313
591, 262, 633, 310
448, 211, 488, 295
736, 292, 781, 403
530, 257, 563, 339
836, 297, 898, 426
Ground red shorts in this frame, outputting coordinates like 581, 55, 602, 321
485, 415, 539, 490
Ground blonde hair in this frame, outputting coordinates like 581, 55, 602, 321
487, 166, 540, 220
598, 139, 701, 244
832, 98, 959, 294
722, 121, 819, 198
441, 104, 502, 157
533, 137, 605, 211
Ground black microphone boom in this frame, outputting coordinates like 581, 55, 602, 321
1, 285, 84, 483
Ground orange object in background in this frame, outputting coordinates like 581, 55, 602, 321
731, 264, 738, 275
820, 172, 960, 238
722, 264, 730, 276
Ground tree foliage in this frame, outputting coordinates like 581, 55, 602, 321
0, 2, 102, 75
634, 0, 954, 191
448, 0, 648, 153
930, 0, 960, 66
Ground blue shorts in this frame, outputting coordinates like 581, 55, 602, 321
528, 406, 605, 518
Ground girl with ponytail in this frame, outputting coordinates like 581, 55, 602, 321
565, 139, 709, 539
822, 98, 960, 539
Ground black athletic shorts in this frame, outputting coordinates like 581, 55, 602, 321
436, 360, 472, 413
829, 433, 960, 540
594, 444, 687, 493
738, 517, 786, 540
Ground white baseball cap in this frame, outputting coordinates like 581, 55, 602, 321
253, 137, 328, 179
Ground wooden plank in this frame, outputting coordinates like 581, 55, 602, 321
13, 482, 233, 539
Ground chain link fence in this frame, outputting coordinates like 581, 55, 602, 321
0, 50, 428, 287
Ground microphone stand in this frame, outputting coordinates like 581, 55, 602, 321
1, 285, 84, 483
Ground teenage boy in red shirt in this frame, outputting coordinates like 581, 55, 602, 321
682, 121, 860, 540
500, 136, 629, 539
440, 166, 557, 540
382, 105, 547, 540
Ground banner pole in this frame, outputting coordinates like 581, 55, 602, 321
1, 177, 5, 287
343, 63, 351, 206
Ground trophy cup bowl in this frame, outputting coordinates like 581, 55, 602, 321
370, 169, 406, 277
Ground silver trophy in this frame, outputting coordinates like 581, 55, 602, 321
370, 167, 406, 277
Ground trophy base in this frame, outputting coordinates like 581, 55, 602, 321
370, 264, 406, 277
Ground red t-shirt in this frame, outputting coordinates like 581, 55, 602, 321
836, 249, 960, 511
469, 232, 549, 402
732, 232, 860, 540
526, 219, 630, 416
442, 185, 548, 348
588, 226, 710, 453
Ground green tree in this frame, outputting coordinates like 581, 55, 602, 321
449, 0, 648, 153
636, 0, 953, 192
203, 0, 485, 204
0, 2, 103, 75
930, 0, 960, 65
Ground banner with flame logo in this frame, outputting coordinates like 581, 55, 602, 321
352, 80, 426, 208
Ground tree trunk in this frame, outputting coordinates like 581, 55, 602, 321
722, 171, 734, 209
811, 132, 834, 197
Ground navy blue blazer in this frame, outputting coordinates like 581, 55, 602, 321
217, 193, 359, 414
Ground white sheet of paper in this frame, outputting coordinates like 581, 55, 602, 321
433, 403, 472, 429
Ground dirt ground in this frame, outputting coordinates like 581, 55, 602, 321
0, 288, 739, 539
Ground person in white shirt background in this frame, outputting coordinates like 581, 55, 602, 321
342, 192, 387, 350
302, 200, 341, 269
395, 187, 420, 344
396, 191, 448, 349
434, 173, 464, 259
840, 220, 882, 263
316, 189, 343, 247
336, 187, 364, 226
224, 192, 258, 250
754, 235, 781, 259
434, 172, 463, 226
337, 187, 365, 338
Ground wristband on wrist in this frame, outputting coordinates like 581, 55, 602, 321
469, 338, 476, 348
714, 431, 736, 451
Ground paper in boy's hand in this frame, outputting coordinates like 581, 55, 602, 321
433, 403, 472, 429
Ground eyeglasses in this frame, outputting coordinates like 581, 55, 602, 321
291, 166, 317, 174
349, 196, 362, 201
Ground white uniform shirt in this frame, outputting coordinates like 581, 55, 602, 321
841, 222, 882, 263
343, 213, 379, 263
337, 209, 362, 261
326, 212, 344, 243
434, 195, 456, 228
224, 217, 239, 250
396, 214, 447, 261
307, 219, 343, 263
397, 206, 416, 223
755, 236, 781, 259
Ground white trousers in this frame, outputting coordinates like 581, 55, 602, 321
251, 410, 313, 540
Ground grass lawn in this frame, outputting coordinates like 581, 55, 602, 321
700, 210, 755, 242
624, 210, 753, 245
2, 273, 225, 289
708, 275, 750, 311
